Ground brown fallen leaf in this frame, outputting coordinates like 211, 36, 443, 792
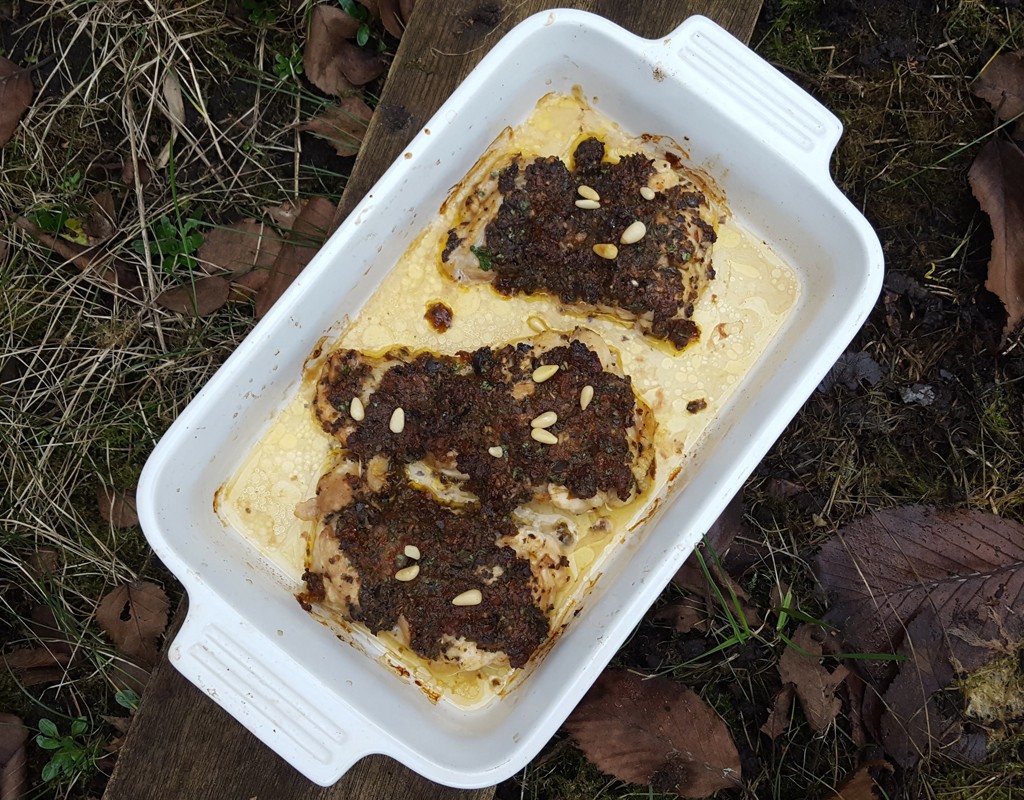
1, 648, 70, 671
305, 5, 357, 95
229, 267, 271, 303
298, 96, 374, 157
760, 684, 794, 740
96, 484, 139, 528
155, 275, 231, 316
263, 200, 304, 228
15, 216, 140, 291
120, 159, 152, 190
778, 624, 849, 732
96, 582, 170, 669
879, 610, 986, 768
0, 58, 33, 148
673, 490, 747, 595
826, 760, 893, 800
338, 40, 387, 86
653, 600, 707, 634
1, 646, 70, 688
398, 0, 417, 25
815, 505, 1024, 677
28, 606, 72, 659
28, 549, 59, 577
564, 670, 741, 798
972, 50, 1024, 126
255, 196, 337, 318
305, 5, 386, 92
108, 656, 152, 697
969, 138, 1024, 344
101, 716, 132, 736
197, 219, 282, 276
83, 190, 117, 244
359, 0, 407, 39
0, 713, 28, 800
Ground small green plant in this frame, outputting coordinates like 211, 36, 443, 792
115, 688, 141, 710
133, 215, 204, 275
337, 0, 372, 46
59, 169, 83, 194
36, 718, 100, 784
274, 47, 304, 81
242, 0, 277, 25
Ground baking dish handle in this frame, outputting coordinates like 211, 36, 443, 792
666, 16, 843, 176
167, 592, 388, 787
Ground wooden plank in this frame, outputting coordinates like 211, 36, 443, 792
104, 1, 762, 798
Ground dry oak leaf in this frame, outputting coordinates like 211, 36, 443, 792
826, 760, 893, 800
1, 646, 69, 688
564, 670, 741, 798
304, 5, 385, 94
969, 138, 1024, 344
653, 600, 708, 634
359, 0, 410, 39
879, 610, 986, 768
96, 484, 139, 528
155, 275, 231, 316
0, 57, 33, 148
815, 505, 1024, 678
96, 582, 170, 669
972, 50, 1024, 124
777, 624, 849, 733
197, 218, 282, 276
759, 684, 794, 740
299, 96, 374, 157
255, 196, 337, 318
0, 713, 28, 800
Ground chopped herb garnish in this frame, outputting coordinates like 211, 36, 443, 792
470, 245, 494, 271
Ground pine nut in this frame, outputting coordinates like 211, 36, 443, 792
532, 364, 559, 383
389, 407, 405, 433
620, 221, 647, 244
580, 385, 594, 410
452, 589, 482, 606
488, 445, 504, 457
577, 185, 600, 201
531, 428, 558, 445
530, 411, 558, 429
575, 199, 601, 210
404, 544, 420, 560
350, 396, 365, 421
640, 186, 656, 200
592, 243, 618, 259
527, 315, 549, 333
395, 564, 420, 581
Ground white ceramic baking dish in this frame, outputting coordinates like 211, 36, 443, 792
137, 10, 882, 788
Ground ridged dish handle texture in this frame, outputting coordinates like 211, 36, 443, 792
669, 16, 842, 175
169, 593, 384, 786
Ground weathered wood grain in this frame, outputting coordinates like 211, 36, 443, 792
103, 1, 762, 797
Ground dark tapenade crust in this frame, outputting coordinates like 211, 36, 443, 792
306, 482, 548, 668
442, 137, 718, 350
314, 331, 652, 515
304, 330, 657, 669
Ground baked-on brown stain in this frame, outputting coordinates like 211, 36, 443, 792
425, 301, 454, 332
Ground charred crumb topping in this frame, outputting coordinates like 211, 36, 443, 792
318, 341, 641, 514
449, 137, 717, 350
309, 484, 548, 668
305, 335, 651, 667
